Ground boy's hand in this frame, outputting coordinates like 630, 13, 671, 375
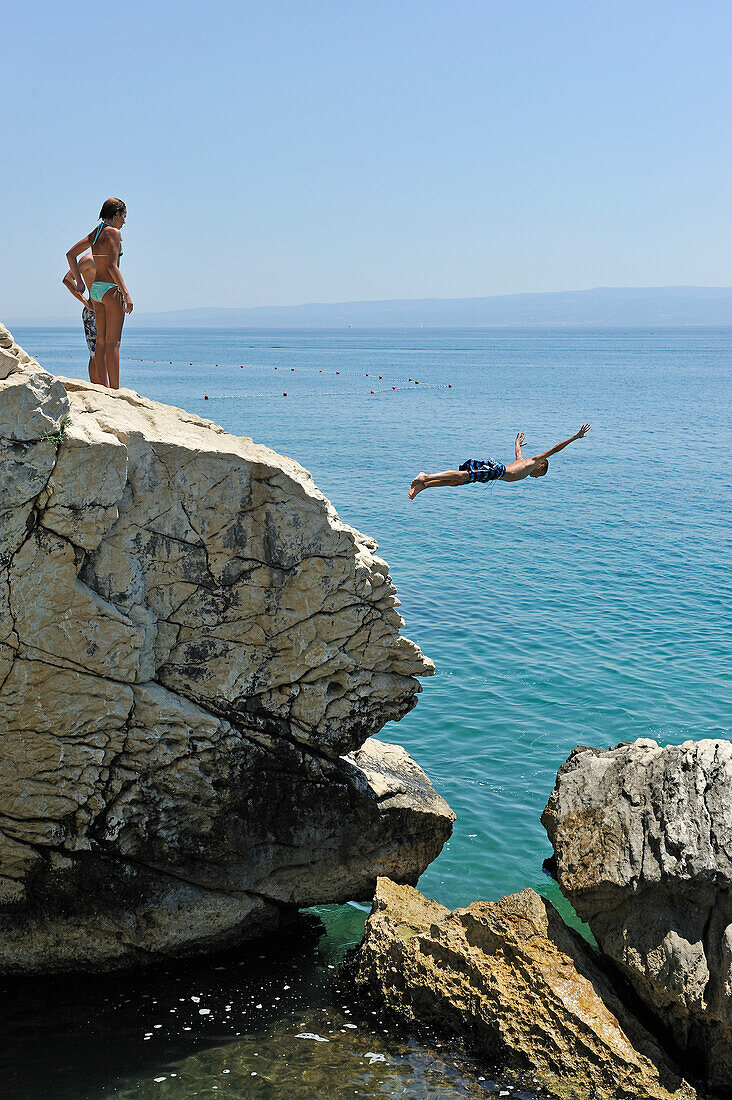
576, 423, 591, 438
515, 432, 526, 446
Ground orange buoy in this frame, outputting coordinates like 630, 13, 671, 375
204, 395, 209, 400
392, 386, 396, 390
370, 390, 375, 394
379, 375, 382, 379
336, 371, 340, 374
283, 392, 287, 396
448, 384, 452, 388
291, 368, 294, 371
366, 373, 369, 376
415, 380, 419, 384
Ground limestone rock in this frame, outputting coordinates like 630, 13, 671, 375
0, 324, 452, 971
347, 878, 696, 1100
543, 739, 732, 1094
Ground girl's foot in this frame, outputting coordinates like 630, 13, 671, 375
408, 473, 427, 499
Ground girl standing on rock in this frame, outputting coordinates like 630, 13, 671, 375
66, 198, 133, 390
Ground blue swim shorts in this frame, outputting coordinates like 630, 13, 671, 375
459, 458, 506, 483
82, 305, 97, 355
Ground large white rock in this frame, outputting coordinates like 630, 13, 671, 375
0, 324, 452, 971
543, 739, 732, 1094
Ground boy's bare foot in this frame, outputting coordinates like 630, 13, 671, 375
408, 473, 427, 499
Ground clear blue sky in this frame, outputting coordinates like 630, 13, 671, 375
4, 0, 731, 317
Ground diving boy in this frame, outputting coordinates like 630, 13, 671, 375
408, 424, 591, 499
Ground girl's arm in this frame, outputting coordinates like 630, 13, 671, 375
66, 232, 93, 294
105, 229, 133, 313
533, 423, 591, 462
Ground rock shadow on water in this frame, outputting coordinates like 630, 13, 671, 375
0, 906, 550, 1100
0, 912, 322, 1100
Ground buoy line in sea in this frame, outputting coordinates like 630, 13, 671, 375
201, 383, 448, 401
118, 355, 439, 386
58, 353, 455, 398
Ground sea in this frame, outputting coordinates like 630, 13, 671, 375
4, 325, 731, 1099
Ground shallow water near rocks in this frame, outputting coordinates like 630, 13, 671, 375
0, 907, 547, 1099
7, 325, 731, 1097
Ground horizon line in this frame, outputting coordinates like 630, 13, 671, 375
8, 283, 732, 327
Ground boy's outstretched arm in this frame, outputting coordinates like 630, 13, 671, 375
515, 432, 525, 460
533, 423, 591, 463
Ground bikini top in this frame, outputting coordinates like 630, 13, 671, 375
91, 220, 123, 260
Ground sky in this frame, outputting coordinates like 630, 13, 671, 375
3, 0, 731, 318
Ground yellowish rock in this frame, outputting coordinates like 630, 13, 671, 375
349, 879, 696, 1100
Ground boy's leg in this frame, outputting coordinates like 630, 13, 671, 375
408, 470, 469, 498
83, 307, 100, 384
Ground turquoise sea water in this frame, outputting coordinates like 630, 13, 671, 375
6, 326, 731, 1098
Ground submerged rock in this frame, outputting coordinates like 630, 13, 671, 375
0, 324, 453, 971
347, 878, 696, 1100
543, 739, 732, 1095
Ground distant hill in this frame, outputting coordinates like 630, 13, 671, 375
129, 286, 732, 327
12, 286, 732, 328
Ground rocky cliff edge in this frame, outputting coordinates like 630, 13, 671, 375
0, 324, 453, 972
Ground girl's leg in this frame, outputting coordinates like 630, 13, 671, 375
102, 290, 126, 390
91, 300, 109, 387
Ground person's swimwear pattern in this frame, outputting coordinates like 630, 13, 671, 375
82, 305, 97, 355
459, 458, 506, 483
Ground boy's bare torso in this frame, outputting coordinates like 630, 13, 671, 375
503, 456, 544, 482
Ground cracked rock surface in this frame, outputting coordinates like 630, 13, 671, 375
0, 324, 453, 972
346, 878, 696, 1100
543, 739, 732, 1095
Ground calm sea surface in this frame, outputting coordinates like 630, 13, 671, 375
5, 326, 731, 1098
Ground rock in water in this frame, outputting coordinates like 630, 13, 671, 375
347, 878, 696, 1100
543, 739, 732, 1094
0, 324, 453, 972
